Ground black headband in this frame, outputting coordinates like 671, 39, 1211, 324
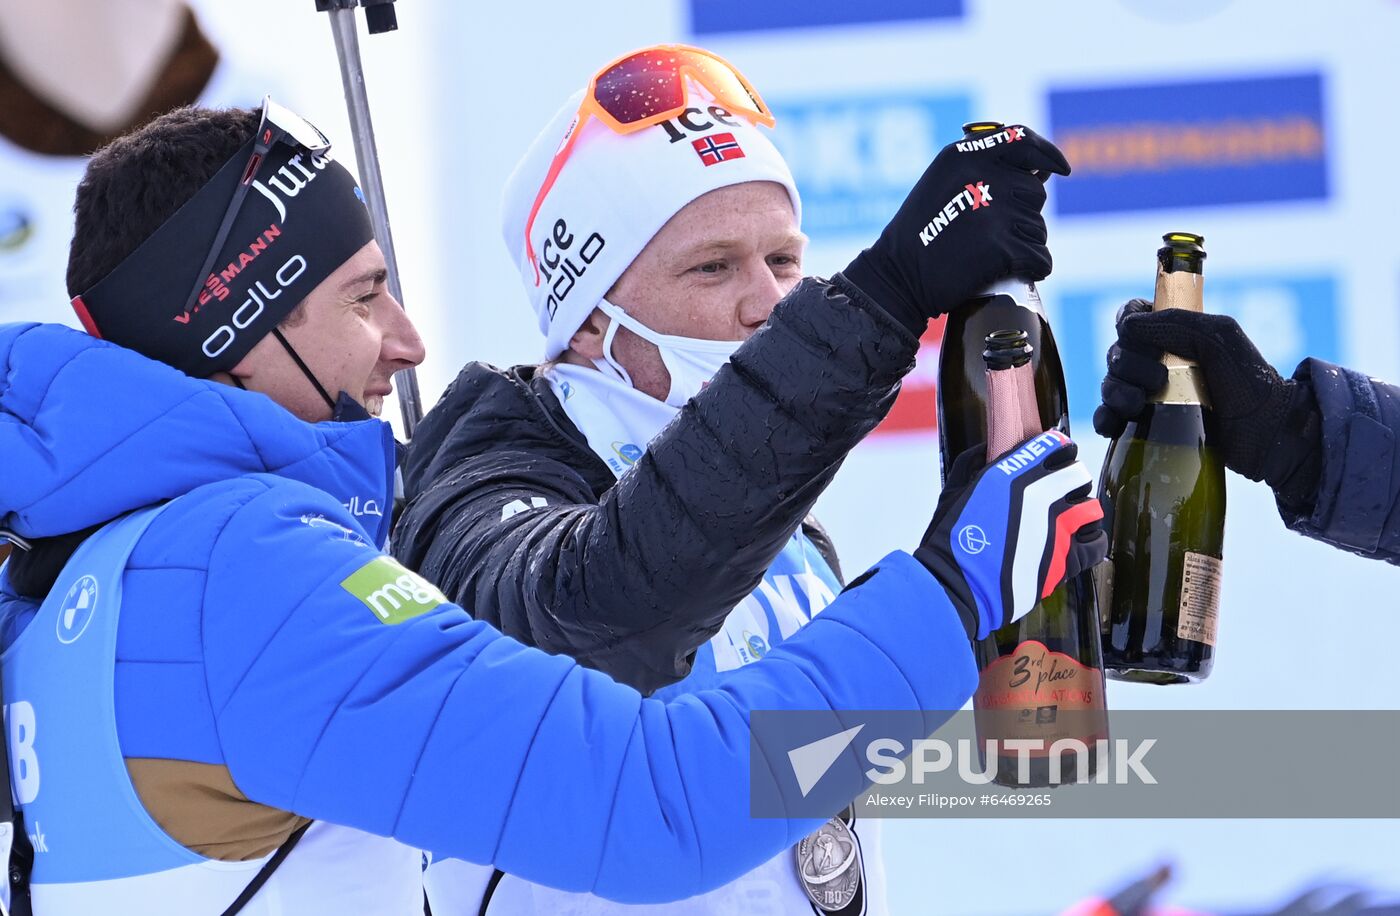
73, 135, 374, 377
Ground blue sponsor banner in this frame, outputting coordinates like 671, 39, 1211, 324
769, 93, 972, 239
1052, 274, 1342, 419
1048, 73, 1328, 215
689, 0, 962, 34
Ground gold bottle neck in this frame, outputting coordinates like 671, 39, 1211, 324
1154, 264, 1202, 303
1151, 268, 1209, 407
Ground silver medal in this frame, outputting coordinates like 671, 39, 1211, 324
795, 816, 863, 913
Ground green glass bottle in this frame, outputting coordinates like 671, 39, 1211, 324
1098, 232, 1227, 685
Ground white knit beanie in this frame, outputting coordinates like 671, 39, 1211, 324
501, 83, 801, 358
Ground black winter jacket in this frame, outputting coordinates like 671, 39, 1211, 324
393, 276, 920, 694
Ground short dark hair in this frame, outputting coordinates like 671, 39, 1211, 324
66, 106, 260, 298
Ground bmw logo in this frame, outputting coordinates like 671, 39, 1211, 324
57, 575, 99, 644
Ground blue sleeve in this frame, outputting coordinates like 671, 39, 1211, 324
202, 482, 976, 903
1279, 359, 1400, 563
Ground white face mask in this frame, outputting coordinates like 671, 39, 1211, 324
594, 298, 744, 408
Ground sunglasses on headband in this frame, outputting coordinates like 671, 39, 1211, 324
523, 44, 774, 279
179, 97, 332, 320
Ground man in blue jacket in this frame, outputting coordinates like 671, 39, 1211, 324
0, 102, 1106, 914
1097, 299, 1387, 557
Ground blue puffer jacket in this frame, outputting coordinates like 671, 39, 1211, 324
1279, 358, 1400, 562
0, 323, 979, 903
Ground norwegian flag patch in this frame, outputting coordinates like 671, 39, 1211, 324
692, 132, 745, 166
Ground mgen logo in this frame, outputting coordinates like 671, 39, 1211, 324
341, 556, 448, 625
1048, 72, 1328, 215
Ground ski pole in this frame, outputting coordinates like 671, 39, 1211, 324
313, 0, 424, 438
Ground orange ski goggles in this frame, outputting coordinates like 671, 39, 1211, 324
523, 44, 775, 280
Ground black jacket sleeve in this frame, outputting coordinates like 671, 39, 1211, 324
393, 277, 919, 694
1276, 358, 1400, 565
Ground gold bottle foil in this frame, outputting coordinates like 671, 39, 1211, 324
1151, 268, 1211, 408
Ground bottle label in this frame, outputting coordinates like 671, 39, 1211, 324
974, 640, 1108, 753
1176, 551, 1223, 646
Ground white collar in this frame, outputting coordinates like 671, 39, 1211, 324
545, 362, 678, 480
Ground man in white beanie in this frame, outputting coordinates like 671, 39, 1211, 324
394, 44, 1074, 914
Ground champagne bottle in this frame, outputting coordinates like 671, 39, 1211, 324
968, 330, 1109, 788
1099, 232, 1226, 685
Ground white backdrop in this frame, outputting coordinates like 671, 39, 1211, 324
126, 1, 1400, 911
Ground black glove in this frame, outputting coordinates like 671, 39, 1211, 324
839, 124, 1071, 335
1093, 299, 1323, 507
915, 431, 1107, 640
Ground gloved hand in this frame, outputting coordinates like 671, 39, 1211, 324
916, 431, 1106, 640
1093, 300, 1322, 505
839, 124, 1071, 335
